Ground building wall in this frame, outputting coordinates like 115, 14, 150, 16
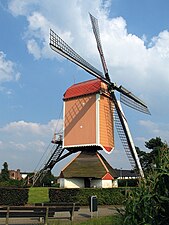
59, 178, 115, 188
102, 180, 113, 188
99, 95, 114, 152
9, 169, 22, 180
64, 95, 96, 147
112, 179, 118, 187
60, 178, 84, 188
91, 179, 102, 188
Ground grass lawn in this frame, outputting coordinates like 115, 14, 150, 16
48, 215, 123, 225
28, 187, 49, 204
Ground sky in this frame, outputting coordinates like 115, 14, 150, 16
0, 0, 169, 175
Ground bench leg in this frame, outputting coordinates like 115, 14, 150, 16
44, 206, 49, 225
5, 206, 10, 225
70, 203, 75, 221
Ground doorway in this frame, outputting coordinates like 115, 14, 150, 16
84, 178, 91, 188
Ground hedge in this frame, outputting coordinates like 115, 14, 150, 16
0, 188, 29, 205
49, 188, 127, 205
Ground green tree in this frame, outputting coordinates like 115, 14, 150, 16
0, 162, 10, 181
124, 138, 169, 225
136, 137, 167, 173
41, 171, 55, 187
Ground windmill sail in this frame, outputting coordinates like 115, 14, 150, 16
120, 92, 150, 114
113, 97, 144, 178
89, 14, 150, 114
50, 29, 107, 82
89, 13, 110, 82
113, 85, 150, 114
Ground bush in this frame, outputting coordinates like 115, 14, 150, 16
0, 188, 29, 205
0, 179, 25, 188
124, 147, 169, 225
49, 188, 127, 205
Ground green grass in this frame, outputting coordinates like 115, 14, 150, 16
75, 215, 123, 225
28, 187, 49, 204
48, 215, 123, 225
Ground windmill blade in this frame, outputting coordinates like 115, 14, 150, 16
89, 13, 111, 82
113, 85, 150, 114
111, 92, 144, 178
50, 29, 109, 83
120, 93, 150, 114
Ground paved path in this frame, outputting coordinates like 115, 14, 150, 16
0, 205, 123, 224
74, 205, 122, 221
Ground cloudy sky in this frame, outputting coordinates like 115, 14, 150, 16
0, 0, 169, 175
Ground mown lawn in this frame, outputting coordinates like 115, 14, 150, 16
28, 187, 49, 204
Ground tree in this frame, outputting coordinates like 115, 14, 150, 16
0, 162, 10, 181
136, 137, 167, 173
41, 171, 55, 187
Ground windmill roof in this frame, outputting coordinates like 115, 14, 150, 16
64, 79, 102, 100
60, 151, 118, 179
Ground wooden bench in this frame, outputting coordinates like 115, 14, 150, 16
0, 203, 80, 225
35, 202, 80, 221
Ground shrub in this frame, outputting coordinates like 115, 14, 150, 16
0, 179, 25, 188
0, 188, 29, 205
49, 188, 127, 205
124, 147, 169, 225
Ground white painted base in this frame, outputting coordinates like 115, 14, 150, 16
59, 178, 118, 188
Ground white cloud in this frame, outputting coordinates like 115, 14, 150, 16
8, 0, 39, 17
0, 119, 63, 171
139, 120, 169, 144
27, 39, 41, 59
1, 119, 63, 137
0, 51, 20, 83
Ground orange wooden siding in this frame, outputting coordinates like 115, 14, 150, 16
64, 95, 96, 147
99, 95, 114, 151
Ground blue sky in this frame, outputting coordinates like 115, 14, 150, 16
0, 0, 169, 175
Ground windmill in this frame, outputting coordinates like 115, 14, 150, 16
33, 14, 150, 186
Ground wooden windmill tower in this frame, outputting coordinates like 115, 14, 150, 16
63, 79, 114, 153
32, 14, 150, 186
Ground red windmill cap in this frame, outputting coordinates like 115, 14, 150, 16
64, 79, 104, 100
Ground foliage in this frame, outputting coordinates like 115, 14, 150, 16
136, 137, 167, 173
0, 188, 29, 205
41, 170, 56, 186
0, 179, 25, 188
49, 188, 127, 205
0, 162, 25, 187
124, 144, 169, 225
0, 162, 10, 181
28, 187, 49, 204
